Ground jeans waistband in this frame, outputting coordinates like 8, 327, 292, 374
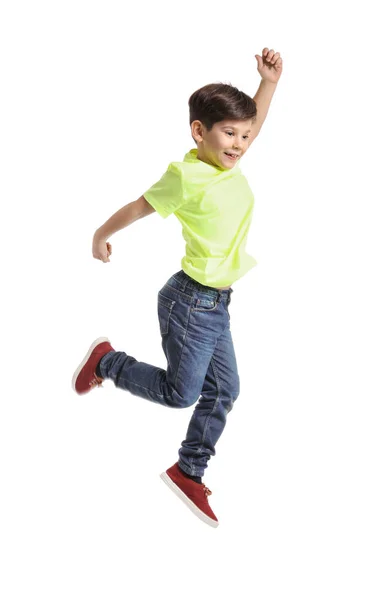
172, 270, 233, 301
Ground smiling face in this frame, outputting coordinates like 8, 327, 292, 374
191, 118, 254, 170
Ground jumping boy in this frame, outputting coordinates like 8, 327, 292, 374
72, 48, 283, 528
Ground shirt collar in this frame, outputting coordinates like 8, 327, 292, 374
183, 148, 240, 173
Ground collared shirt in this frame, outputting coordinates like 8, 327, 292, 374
143, 148, 257, 288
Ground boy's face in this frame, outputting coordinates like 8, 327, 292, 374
191, 118, 254, 170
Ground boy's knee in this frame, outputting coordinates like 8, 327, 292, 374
228, 378, 240, 410
176, 396, 197, 409
171, 389, 198, 409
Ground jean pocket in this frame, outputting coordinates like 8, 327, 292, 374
191, 294, 219, 313
158, 292, 176, 335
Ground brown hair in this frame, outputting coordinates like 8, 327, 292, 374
188, 82, 257, 132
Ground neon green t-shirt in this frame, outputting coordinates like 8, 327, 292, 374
143, 148, 257, 288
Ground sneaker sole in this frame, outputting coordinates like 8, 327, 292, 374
160, 471, 219, 528
71, 337, 111, 394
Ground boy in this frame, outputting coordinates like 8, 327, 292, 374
72, 48, 283, 528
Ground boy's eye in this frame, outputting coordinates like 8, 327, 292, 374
226, 132, 249, 139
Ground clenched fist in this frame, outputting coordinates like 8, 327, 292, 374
92, 234, 112, 263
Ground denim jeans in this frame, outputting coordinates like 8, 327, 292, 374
99, 269, 240, 478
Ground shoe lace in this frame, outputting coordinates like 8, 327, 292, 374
89, 374, 104, 389
203, 485, 212, 497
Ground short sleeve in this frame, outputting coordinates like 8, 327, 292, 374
143, 163, 185, 219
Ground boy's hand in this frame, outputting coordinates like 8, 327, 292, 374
92, 235, 112, 263
255, 48, 283, 84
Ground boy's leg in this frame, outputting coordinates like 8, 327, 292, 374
97, 273, 226, 409
177, 323, 240, 478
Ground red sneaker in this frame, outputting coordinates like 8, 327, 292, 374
160, 462, 219, 528
72, 337, 115, 395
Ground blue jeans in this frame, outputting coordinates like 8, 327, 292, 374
99, 269, 240, 478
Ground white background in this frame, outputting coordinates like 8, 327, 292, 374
1, 0, 374, 598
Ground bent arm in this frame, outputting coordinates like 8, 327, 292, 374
95, 195, 155, 240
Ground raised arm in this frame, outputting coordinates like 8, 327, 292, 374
252, 79, 278, 137
251, 47, 283, 137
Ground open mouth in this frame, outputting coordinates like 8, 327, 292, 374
224, 152, 239, 160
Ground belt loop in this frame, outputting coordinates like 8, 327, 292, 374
180, 271, 188, 293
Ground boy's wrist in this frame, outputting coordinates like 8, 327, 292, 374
260, 78, 278, 87
94, 228, 109, 241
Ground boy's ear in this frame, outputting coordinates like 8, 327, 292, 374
191, 120, 204, 143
